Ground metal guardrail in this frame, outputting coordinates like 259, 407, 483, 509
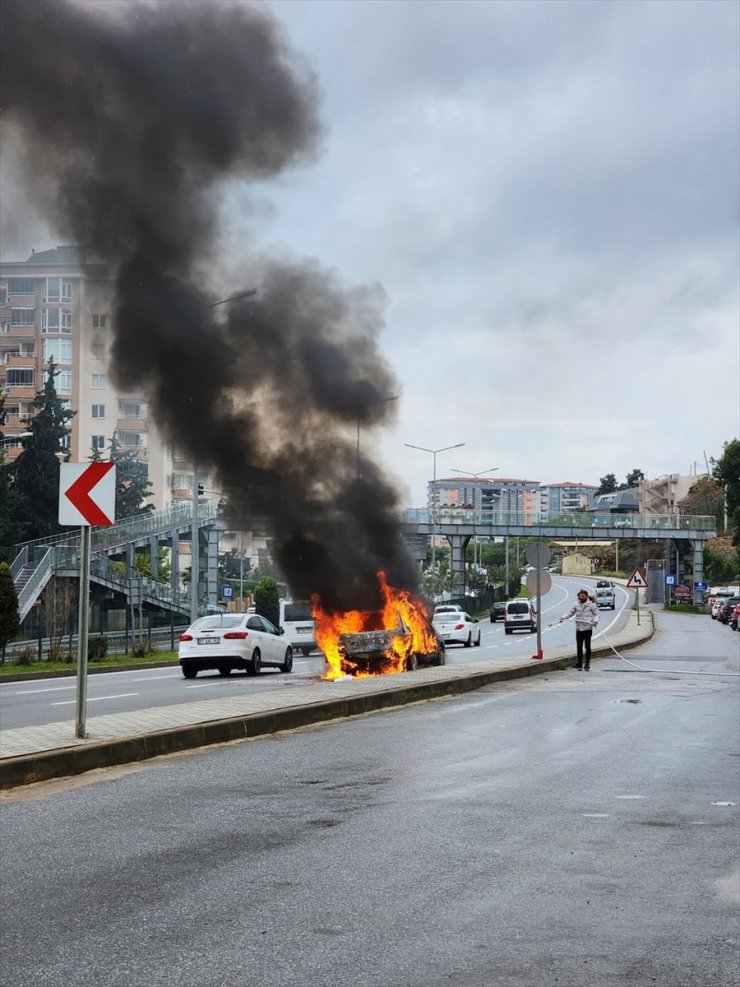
10, 546, 27, 580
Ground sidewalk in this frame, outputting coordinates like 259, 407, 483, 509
0, 610, 653, 789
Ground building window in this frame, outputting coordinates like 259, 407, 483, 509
92, 313, 107, 329
43, 308, 72, 332
57, 371, 72, 394
91, 404, 105, 418
91, 435, 105, 451
45, 278, 72, 303
8, 278, 35, 296
43, 339, 72, 364
91, 343, 105, 359
11, 308, 35, 326
91, 374, 106, 389
5, 368, 34, 387
0, 286, 7, 306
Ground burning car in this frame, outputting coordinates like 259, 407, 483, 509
314, 572, 445, 678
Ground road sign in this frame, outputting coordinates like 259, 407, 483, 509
526, 569, 552, 596
694, 581, 708, 591
526, 541, 552, 568
59, 462, 116, 526
665, 574, 676, 586
626, 566, 648, 589
222, 584, 234, 600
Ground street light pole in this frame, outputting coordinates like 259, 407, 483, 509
405, 441, 465, 569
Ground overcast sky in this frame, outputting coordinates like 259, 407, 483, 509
245, 0, 739, 504
3, 0, 738, 507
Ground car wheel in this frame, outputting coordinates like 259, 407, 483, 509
611, 604, 615, 610
505, 628, 512, 635
405, 653, 418, 671
433, 646, 446, 666
475, 631, 481, 646
247, 648, 261, 676
464, 632, 472, 648
301, 647, 312, 656
182, 666, 197, 679
218, 667, 232, 676
280, 647, 293, 673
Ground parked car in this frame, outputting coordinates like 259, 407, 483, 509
729, 603, 740, 631
432, 610, 481, 648
718, 597, 740, 625
504, 599, 536, 634
490, 601, 506, 623
179, 612, 293, 678
595, 588, 616, 610
711, 594, 734, 619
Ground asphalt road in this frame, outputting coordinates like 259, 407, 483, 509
0, 579, 632, 730
1, 610, 737, 987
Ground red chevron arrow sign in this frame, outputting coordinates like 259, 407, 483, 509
59, 462, 116, 527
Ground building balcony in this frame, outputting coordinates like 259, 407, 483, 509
117, 416, 149, 430
2, 353, 37, 369
0, 324, 38, 340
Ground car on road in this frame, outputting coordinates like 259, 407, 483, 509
434, 604, 463, 615
279, 599, 316, 656
711, 594, 733, 619
595, 579, 614, 590
490, 601, 506, 623
504, 599, 536, 634
179, 612, 293, 678
432, 610, 481, 648
595, 588, 616, 610
718, 596, 740, 625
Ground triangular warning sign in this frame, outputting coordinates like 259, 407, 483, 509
626, 566, 648, 589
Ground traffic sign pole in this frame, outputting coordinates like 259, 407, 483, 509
75, 525, 91, 739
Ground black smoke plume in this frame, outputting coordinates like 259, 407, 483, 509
1, 0, 418, 611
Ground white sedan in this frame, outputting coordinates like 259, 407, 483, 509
179, 613, 293, 678
432, 611, 482, 648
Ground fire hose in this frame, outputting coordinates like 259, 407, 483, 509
547, 617, 740, 678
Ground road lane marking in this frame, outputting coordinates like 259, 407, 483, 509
50, 693, 138, 706
11, 685, 76, 695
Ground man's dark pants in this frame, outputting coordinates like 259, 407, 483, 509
576, 628, 593, 667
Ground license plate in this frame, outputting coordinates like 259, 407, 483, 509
198, 637, 220, 645
297, 627, 311, 634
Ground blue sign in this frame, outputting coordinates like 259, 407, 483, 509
665, 574, 676, 586
694, 581, 708, 591
222, 584, 234, 600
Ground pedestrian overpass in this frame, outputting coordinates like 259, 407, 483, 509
400, 509, 717, 599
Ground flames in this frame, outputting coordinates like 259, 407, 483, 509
313, 571, 438, 679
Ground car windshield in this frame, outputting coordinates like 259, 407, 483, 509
435, 612, 464, 623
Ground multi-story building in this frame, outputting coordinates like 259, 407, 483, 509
638, 474, 696, 515
428, 477, 541, 522
539, 482, 597, 517
0, 245, 184, 508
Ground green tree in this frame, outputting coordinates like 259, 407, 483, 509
0, 561, 21, 656
703, 539, 740, 584
108, 436, 154, 519
712, 439, 740, 546
679, 476, 725, 528
12, 360, 75, 542
622, 468, 645, 490
254, 576, 280, 628
0, 394, 26, 560
597, 473, 618, 495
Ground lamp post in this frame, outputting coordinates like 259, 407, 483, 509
451, 466, 499, 565
404, 441, 465, 569
190, 289, 257, 624
356, 395, 398, 477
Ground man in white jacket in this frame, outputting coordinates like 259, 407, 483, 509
558, 589, 599, 670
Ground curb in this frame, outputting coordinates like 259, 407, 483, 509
0, 660, 181, 683
0, 655, 569, 789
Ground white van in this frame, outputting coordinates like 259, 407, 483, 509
279, 600, 316, 655
504, 599, 536, 634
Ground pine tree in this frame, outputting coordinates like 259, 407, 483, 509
0, 561, 21, 654
11, 360, 75, 542
108, 435, 154, 519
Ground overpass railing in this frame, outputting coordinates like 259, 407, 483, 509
402, 509, 716, 531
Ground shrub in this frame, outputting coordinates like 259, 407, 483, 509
131, 640, 153, 659
88, 636, 108, 662
254, 576, 280, 628
15, 646, 36, 666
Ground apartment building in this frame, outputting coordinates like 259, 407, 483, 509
429, 477, 541, 522
539, 481, 597, 517
0, 245, 180, 509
